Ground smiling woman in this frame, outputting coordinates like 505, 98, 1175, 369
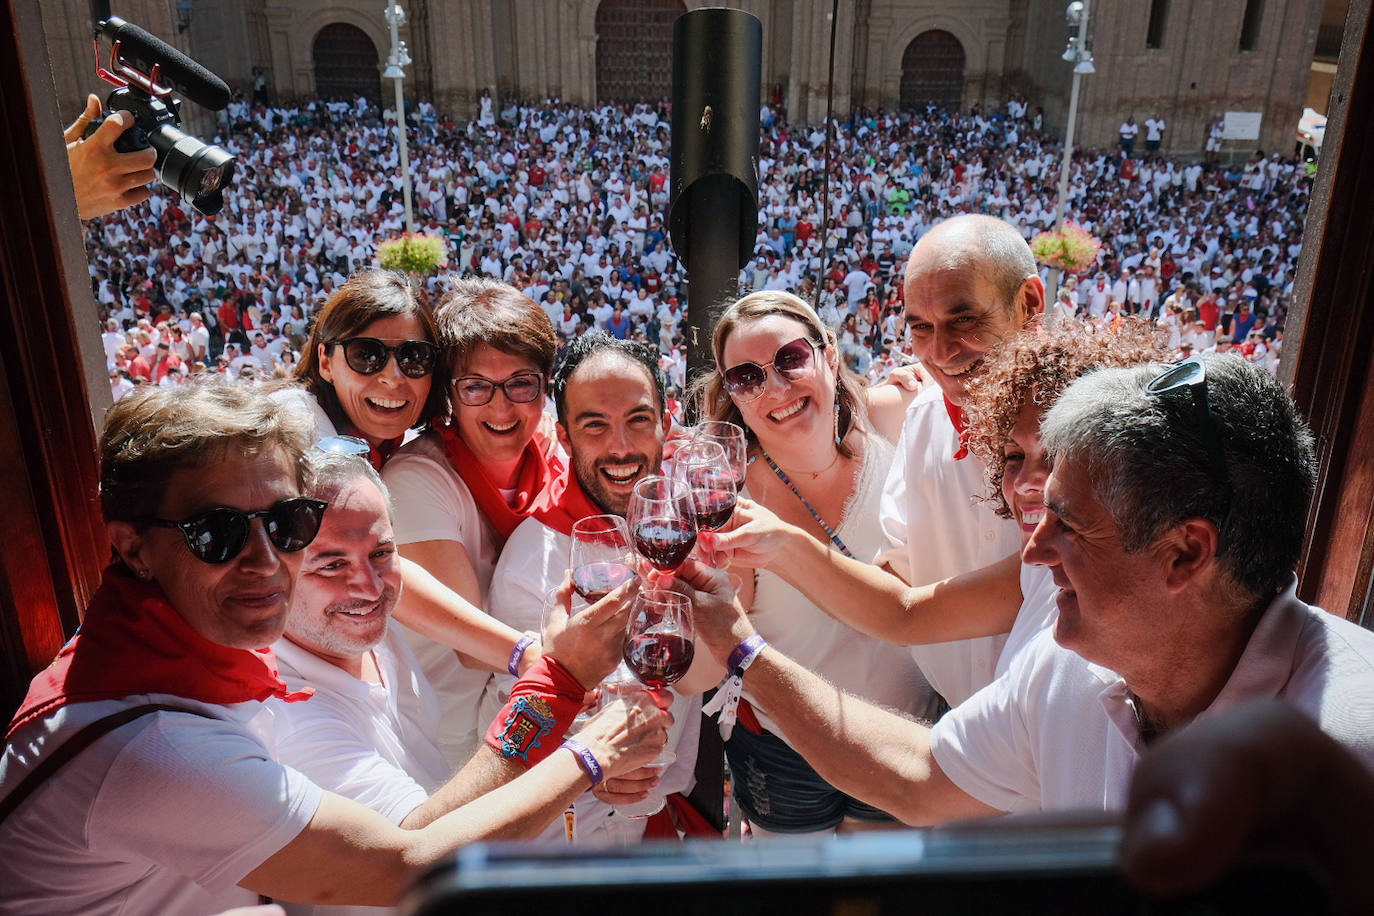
288, 269, 446, 468
381, 278, 561, 768
693, 290, 941, 836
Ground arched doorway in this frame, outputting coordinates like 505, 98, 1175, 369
595, 0, 685, 104
899, 30, 965, 113
313, 23, 382, 103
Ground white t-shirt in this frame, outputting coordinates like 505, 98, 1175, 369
877, 385, 1023, 707
930, 578, 1374, 813
994, 563, 1060, 682
748, 436, 940, 737
272, 629, 451, 916
487, 514, 702, 845
0, 696, 322, 915
382, 430, 502, 770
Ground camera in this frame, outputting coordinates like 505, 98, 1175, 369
90, 16, 236, 215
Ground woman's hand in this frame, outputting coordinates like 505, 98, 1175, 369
882, 362, 928, 392
712, 497, 802, 571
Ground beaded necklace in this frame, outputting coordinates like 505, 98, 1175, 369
755, 447, 854, 558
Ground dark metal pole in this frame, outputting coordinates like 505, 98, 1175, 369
668, 8, 762, 386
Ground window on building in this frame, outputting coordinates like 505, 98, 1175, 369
1239, 0, 1265, 52
1146, 0, 1169, 49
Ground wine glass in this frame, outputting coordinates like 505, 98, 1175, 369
672, 440, 736, 565
627, 475, 697, 577
694, 420, 748, 492
569, 515, 638, 606
623, 588, 695, 692
596, 661, 677, 817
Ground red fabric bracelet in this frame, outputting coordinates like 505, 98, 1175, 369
485, 655, 587, 766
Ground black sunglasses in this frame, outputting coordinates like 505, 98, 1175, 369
452, 371, 544, 407
1143, 356, 1233, 552
332, 337, 438, 379
145, 497, 328, 564
722, 338, 823, 402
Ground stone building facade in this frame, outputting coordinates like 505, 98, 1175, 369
43, 0, 1326, 157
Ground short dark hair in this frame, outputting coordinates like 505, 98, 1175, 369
551, 331, 665, 424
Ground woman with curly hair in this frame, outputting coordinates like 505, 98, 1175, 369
719, 317, 1168, 695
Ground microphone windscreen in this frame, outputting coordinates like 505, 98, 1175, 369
99, 16, 231, 110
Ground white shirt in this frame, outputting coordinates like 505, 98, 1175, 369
930, 577, 1374, 813
487, 514, 702, 845
0, 696, 321, 915
382, 430, 502, 769
877, 386, 1023, 707
272, 629, 451, 916
994, 563, 1060, 682
748, 436, 940, 736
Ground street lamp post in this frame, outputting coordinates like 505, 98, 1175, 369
383, 3, 416, 238
1049, 0, 1094, 302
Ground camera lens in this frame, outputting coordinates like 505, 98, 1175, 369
148, 124, 236, 215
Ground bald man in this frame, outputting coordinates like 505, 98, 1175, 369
874, 214, 1043, 708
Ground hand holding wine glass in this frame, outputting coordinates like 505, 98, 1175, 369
673, 440, 737, 566
539, 574, 641, 691
628, 475, 697, 580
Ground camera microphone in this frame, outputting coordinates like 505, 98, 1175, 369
97, 16, 230, 111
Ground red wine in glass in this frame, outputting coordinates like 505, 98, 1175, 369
623, 631, 696, 690
693, 489, 737, 531
572, 561, 637, 602
633, 519, 697, 571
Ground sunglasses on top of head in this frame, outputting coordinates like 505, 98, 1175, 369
144, 497, 328, 565
721, 337, 824, 402
331, 337, 438, 379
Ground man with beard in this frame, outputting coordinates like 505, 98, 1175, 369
270, 449, 661, 904
485, 332, 712, 844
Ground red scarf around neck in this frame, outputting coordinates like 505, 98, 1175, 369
6, 565, 311, 741
943, 395, 971, 461
438, 424, 562, 541
528, 465, 608, 537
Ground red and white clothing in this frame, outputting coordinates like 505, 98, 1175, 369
487, 509, 702, 845
383, 430, 503, 769
877, 385, 1023, 708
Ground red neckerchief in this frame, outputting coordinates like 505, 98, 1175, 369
7, 565, 311, 741
528, 465, 606, 536
340, 421, 403, 471
944, 395, 971, 461
438, 423, 562, 541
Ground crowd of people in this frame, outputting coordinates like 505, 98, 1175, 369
87, 88, 1307, 410
2, 83, 1367, 916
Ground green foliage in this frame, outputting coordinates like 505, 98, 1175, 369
1030, 222, 1102, 275
377, 234, 446, 275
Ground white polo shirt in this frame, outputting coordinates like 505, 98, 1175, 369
930, 577, 1374, 813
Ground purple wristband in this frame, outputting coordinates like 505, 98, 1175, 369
508, 631, 538, 677
560, 738, 604, 784
727, 634, 767, 673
